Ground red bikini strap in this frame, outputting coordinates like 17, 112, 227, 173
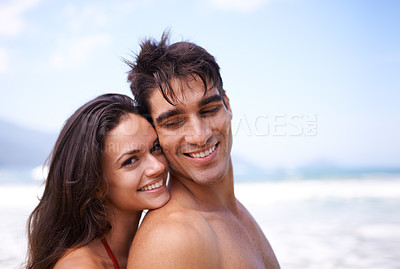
100, 237, 121, 269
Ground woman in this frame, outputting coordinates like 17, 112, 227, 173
26, 94, 170, 269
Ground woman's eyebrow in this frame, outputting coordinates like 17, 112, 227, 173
116, 149, 140, 164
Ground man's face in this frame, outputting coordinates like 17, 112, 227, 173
148, 75, 233, 185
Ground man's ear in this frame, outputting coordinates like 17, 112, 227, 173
223, 93, 232, 119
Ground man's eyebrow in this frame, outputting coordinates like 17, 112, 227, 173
116, 149, 140, 164
155, 108, 184, 125
199, 94, 223, 107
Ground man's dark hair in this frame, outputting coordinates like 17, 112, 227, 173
124, 31, 225, 116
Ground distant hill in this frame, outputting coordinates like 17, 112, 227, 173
232, 157, 400, 181
0, 120, 57, 167
231, 155, 287, 182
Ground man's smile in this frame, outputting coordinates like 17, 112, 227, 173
183, 143, 218, 158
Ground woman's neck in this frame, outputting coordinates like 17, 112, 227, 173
103, 210, 142, 267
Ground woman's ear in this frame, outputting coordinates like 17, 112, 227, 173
96, 188, 104, 199
96, 181, 107, 199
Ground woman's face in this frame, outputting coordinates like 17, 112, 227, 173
101, 113, 170, 213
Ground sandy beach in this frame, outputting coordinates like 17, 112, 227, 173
1, 177, 400, 269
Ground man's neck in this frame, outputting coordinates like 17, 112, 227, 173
168, 159, 237, 212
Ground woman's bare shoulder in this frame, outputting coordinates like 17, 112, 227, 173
54, 246, 104, 269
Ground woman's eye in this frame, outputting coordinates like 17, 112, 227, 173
122, 157, 137, 167
151, 143, 163, 154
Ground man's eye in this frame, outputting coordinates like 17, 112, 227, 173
122, 157, 137, 167
151, 143, 163, 153
162, 119, 184, 128
201, 106, 220, 116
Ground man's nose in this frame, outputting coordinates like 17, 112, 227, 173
184, 116, 212, 146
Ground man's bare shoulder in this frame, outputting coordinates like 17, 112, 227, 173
134, 201, 209, 245
128, 202, 220, 269
141, 198, 199, 225
54, 247, 103, 269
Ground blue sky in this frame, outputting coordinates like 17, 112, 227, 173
1, 0, 399, 169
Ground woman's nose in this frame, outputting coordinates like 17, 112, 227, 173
144, 154, 166, 178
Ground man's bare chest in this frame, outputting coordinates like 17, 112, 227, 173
204, 213, 268, 268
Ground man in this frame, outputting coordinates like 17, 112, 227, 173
125, 32, 280, 269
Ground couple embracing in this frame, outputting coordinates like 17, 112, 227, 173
26, 32, 280, 269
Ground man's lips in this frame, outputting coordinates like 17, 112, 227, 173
183, 143, 218, 158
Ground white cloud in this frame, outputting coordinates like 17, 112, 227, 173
63, 4, 110, 32
0, 0, 41, 37
61, 1, 154, 30
207, 0, 271, 12
0, 47, 10, 74
113, 0, 154, 14
50, 34, 111, 69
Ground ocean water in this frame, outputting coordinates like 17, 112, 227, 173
235, 178, 400, 269
1, 176, 400, 269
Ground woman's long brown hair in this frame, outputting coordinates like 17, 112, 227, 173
26, 94, 138, 269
